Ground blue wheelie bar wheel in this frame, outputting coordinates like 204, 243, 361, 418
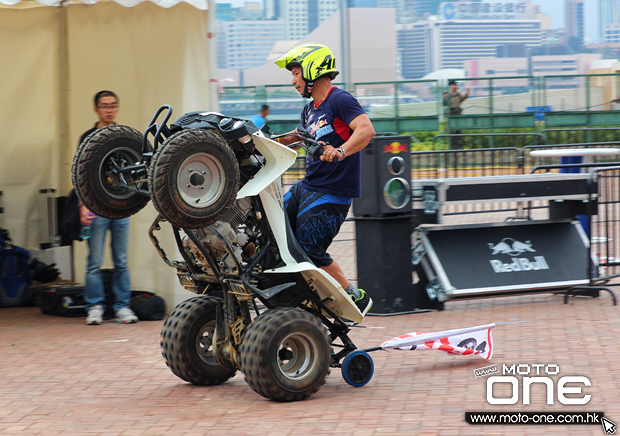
341, 350, 374, 387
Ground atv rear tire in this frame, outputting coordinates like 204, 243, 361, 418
148, 129, 239, 229
239, 307, 331, 402
72, 125, 150, 219
161, 295, 237, 385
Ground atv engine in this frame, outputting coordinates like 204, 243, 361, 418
182, 197, 254, 274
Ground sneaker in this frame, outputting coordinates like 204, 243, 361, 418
86, 305, 104, 325
115, 307, 138, 324
351, 289, 373, 316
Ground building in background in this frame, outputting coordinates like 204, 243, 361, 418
599, 0, 620, 43
218, 8, 398, 87
216, 1, 263, 20
564, 0, 584, 46
398, 1, 544, 79
605, 23, 620, 43
262, 0, 339, 40
217, 19, 285, 70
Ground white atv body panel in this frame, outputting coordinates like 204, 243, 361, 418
236, 132, 297, 199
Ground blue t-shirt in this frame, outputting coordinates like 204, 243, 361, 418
298, 87, 366, 198
251, 114, 266, 129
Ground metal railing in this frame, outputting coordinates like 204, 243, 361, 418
433, 132, 546, 149
221, 73, 620, 136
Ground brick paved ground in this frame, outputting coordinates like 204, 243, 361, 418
1, 220, 619, 436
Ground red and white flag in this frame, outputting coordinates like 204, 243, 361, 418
380, 323, 495, 360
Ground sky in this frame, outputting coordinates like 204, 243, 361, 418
217, 0, 600, 43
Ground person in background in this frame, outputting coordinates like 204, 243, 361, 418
78, 90, 138, 326
274, 43, 375, 316
251, 104, 270, 129
443, 79, 470, 149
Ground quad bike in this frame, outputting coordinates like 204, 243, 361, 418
72, 105, 375, 401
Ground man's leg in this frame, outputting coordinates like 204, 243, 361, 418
321, 260, 371, 314
109, 217, 137, 323
320, 260, 348, 289
84, 216, 108, 324
286, 186, 372, 315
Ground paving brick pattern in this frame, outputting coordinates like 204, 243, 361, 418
1, 221, 619, 435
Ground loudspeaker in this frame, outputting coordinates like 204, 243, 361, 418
353, 136, 412, 216
355, 215, 417, 314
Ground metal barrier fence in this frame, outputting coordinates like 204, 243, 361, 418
525, 164, 620, 297
405, 145, 620, 224
521, 143, 620, 172
222, 73, 620, 134
433, 132, 546, 149
588, 166, 620, 285
409, 148, 526, 221
410, 147, 521, 179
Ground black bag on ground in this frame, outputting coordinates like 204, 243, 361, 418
38, 283, 87, 317
0, 228, 32, 307
38, 281, 166, 320
130, 292, 166, 321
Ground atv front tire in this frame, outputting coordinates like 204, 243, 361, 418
161, 295, 237, 385
72, 125, 150, 219
148, 129, 240, 229
239, 307, 331, 402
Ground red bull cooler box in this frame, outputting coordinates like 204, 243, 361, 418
413, 220, 595, 303
409, 172, 598, 306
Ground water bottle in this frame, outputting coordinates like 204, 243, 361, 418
80, 211, 94, 240
80, 225, 91, 240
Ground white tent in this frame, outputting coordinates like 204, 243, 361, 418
0, 0, 218, 307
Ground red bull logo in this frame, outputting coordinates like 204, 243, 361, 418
487, 237, 548, 273
383, 142, 408, 154
488, 238, 535, 256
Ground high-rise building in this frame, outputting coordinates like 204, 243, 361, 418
217, 20, 285, 70
263, 0, 339, 40
398, 1, 543, 79
599, 0, 620, 43
604, 22, 620, 43
413, 0, 440, 18
565, 0, 584, 45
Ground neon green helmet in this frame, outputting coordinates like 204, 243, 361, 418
275, 43, 339, 97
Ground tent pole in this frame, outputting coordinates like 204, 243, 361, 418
58, 0, 70, 194
207, 0, 220, 112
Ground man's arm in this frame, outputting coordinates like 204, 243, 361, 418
321, 113, 375, 162
460, 88, 470, 102
273, 128, 300, 147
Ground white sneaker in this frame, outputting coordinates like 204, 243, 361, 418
86, 305, 104, 325
115, 307, 138, 324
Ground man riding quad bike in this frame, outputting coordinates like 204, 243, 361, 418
72, 105, 375, 401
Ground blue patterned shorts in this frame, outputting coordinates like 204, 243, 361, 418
283, 183, 352, 267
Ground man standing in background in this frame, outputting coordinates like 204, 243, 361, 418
443, 80, 470, 149
78, 90, 138, 326
251, 104, 270, 129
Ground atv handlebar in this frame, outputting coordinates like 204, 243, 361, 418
277, 133, 338, 162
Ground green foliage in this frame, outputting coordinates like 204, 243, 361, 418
401, 125, 545, 151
